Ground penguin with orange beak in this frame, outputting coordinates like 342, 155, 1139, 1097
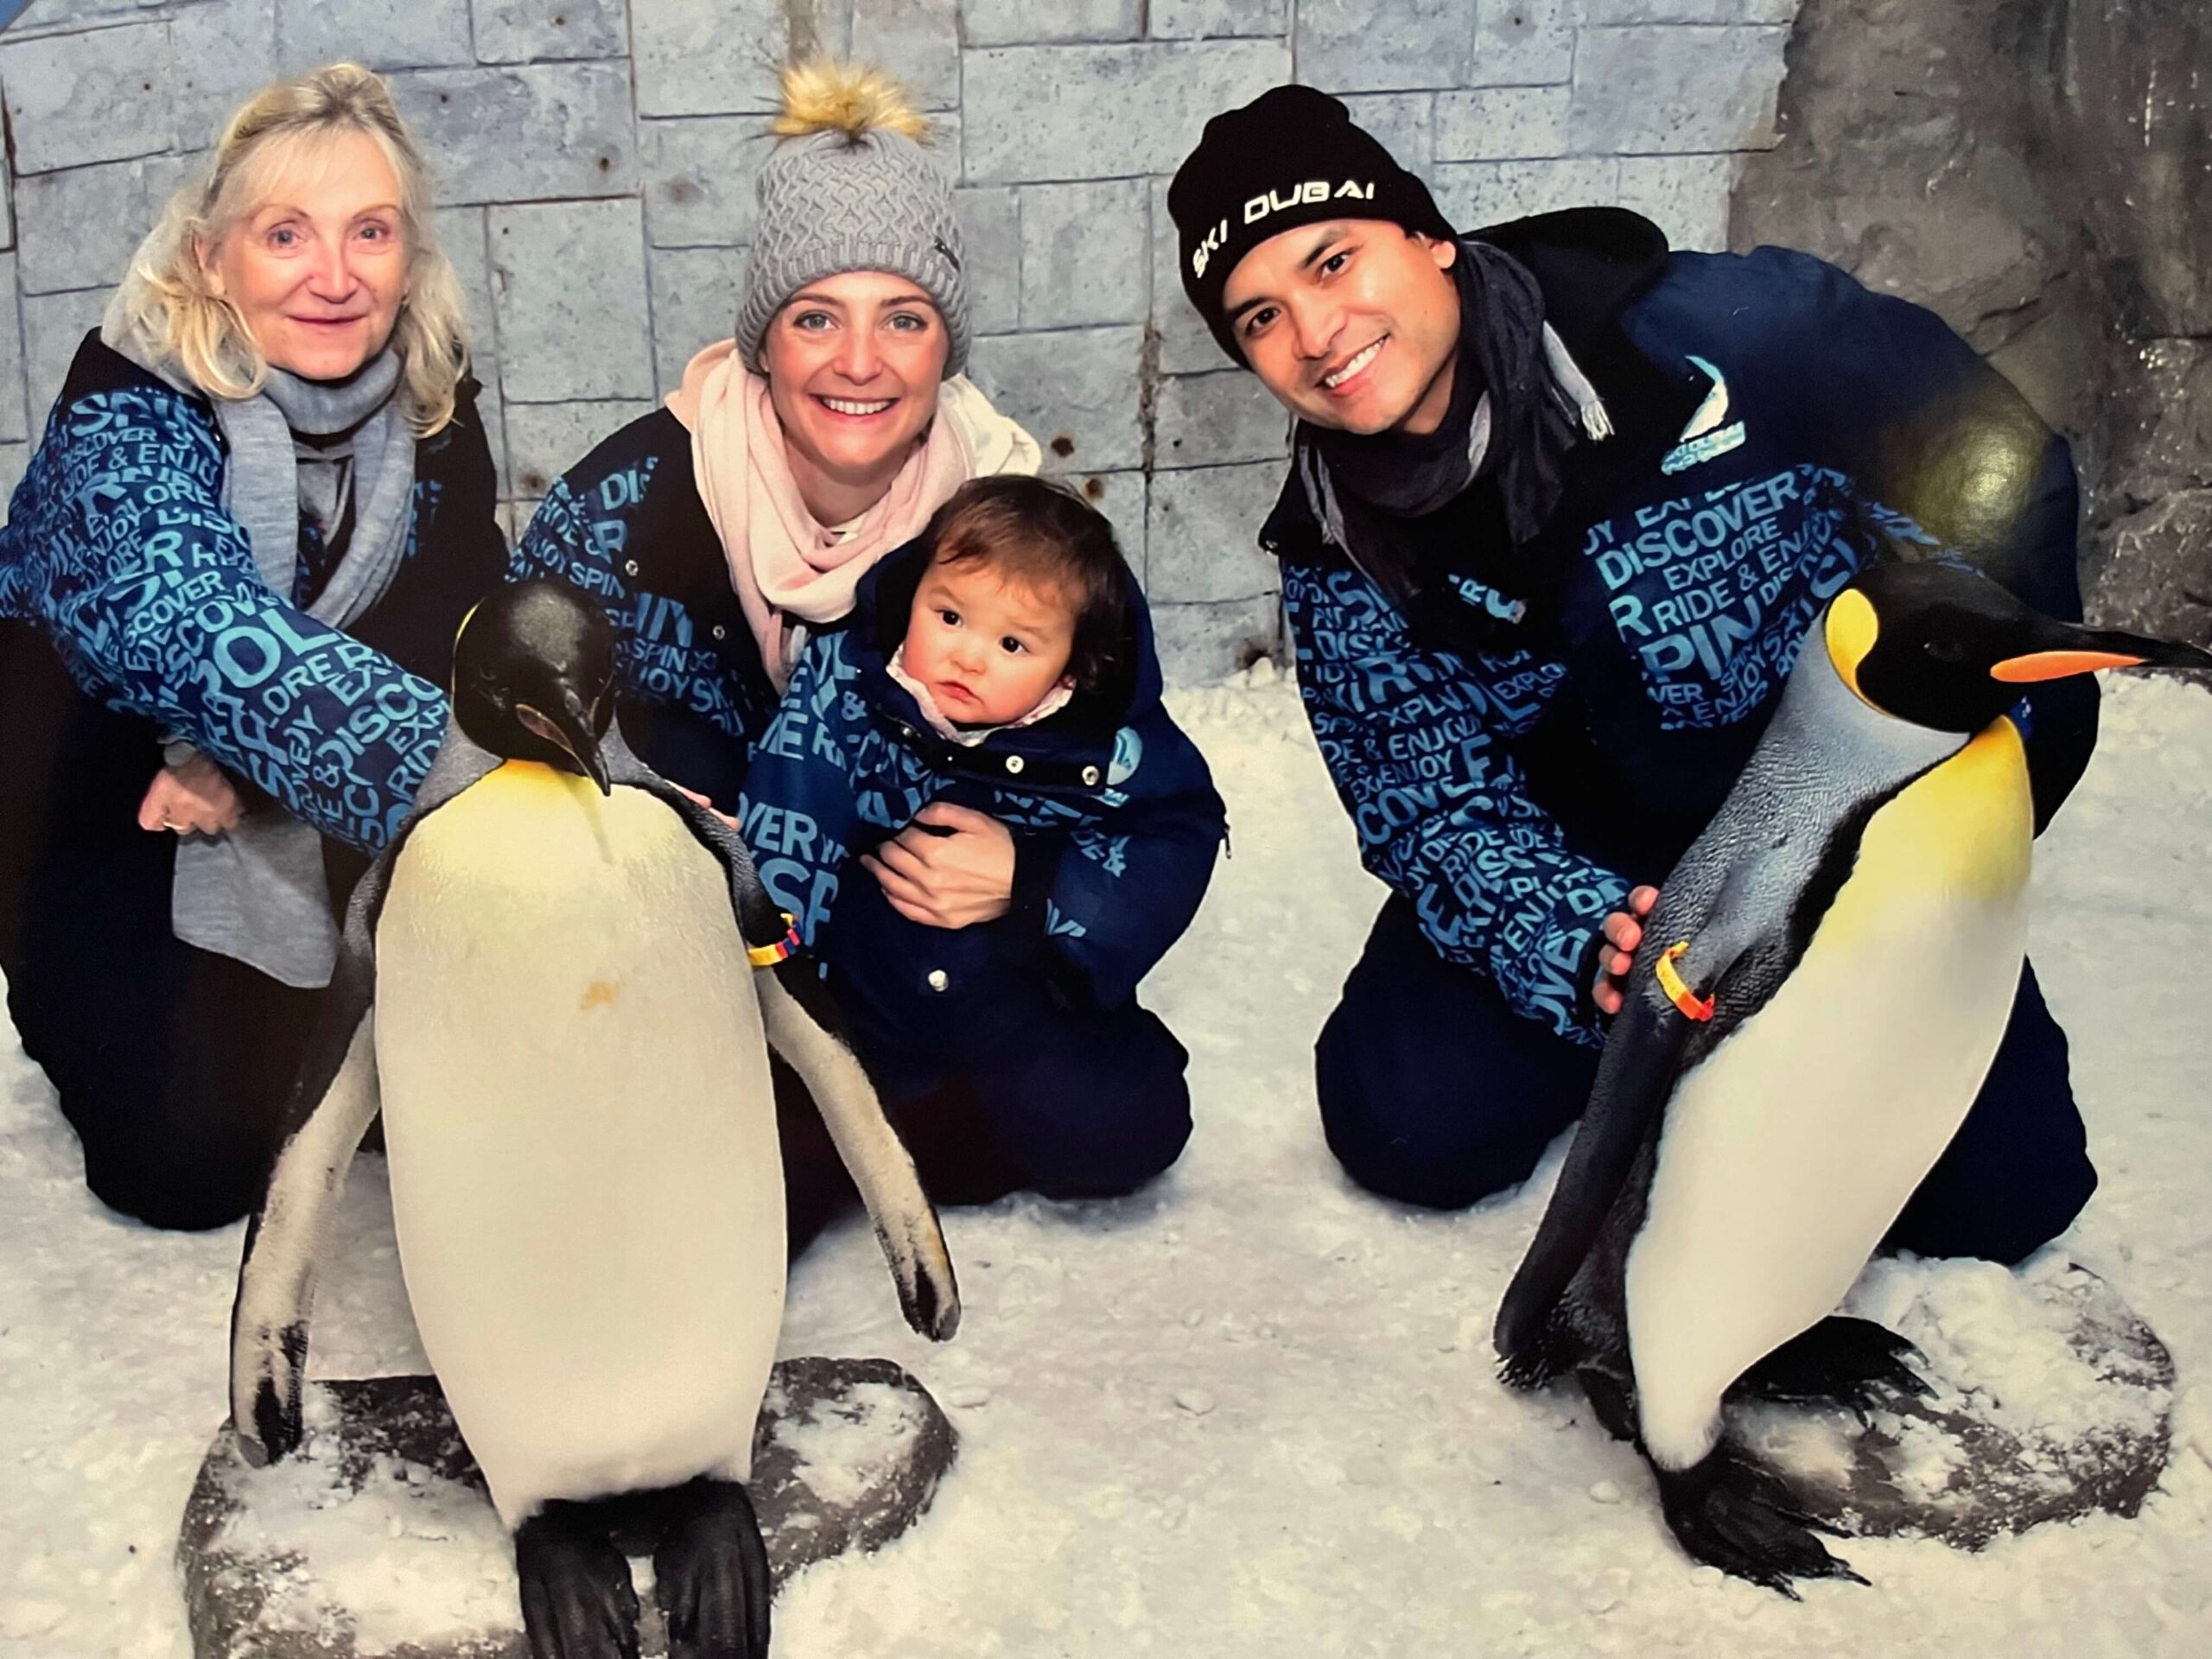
1495, 558, 2212, 1595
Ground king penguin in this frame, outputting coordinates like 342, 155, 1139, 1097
228, 579, 961, 1659
1494, 559, 2212, 1595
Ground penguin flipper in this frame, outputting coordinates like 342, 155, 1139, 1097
600, 730, 791, 954
226, 739, 479, 1470
1495, 765, 1855, 1382
1496, 984, 1688, 1382
755, 967, 962, 1344
230, 944, 383, 1467
599, 724, 959, 1337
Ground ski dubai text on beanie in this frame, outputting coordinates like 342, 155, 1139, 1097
1189, 180, 1382, 280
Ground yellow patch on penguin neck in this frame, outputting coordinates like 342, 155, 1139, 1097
422, 757, 632, 872
1824, 588, 1880, 709
484, 758, 602, 799
1818, 713, 2032, 949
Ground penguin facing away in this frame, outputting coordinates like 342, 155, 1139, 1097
1494, 560, 2212, 1596
229, 579, 961, 1659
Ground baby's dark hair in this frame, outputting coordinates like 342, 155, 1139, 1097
920, 474, 1132, 693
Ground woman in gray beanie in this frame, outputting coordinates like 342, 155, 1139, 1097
514, 64, 1210, 1256
512, 60, 1037, 812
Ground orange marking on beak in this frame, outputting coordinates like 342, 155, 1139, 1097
1990, 650, 2147, 683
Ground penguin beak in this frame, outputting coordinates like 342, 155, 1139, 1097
515, 693, 612, 796
1991, 624, 2212, 683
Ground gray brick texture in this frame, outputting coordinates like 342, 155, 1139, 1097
0, 0, 1802, 682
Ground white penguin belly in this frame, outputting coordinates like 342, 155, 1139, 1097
1628, 721, 2035, 1471
374, 764, 785, 1526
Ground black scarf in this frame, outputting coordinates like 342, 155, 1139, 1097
1294, 240, 1601, 620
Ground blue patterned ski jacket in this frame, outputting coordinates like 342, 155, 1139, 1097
508, 409, 781, 813
1266, 213, 2093, 1048
0, 334, 505, 855
737, 540, 1227, 1043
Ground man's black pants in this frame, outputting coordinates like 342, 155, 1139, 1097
1316, 896, 2096, 1266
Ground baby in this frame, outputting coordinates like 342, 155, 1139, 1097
740, 474, 1226, 1249
888, 474, 1127, 737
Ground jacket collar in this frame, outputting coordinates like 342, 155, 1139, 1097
1262, 207, 1693, 556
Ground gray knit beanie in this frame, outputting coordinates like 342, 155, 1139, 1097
737, 63, 969, 377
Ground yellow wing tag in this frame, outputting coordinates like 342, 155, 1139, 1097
747, 913, 802, 969
1654, 940, 1714, 1022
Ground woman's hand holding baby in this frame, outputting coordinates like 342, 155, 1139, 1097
864, 801, 1016, 929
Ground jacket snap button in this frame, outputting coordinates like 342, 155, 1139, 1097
711, 624, 727, 641
622, 559, 639, 577
927, 969, 949, 993
1081, 765, 1100, 785
1005, 754, 1025, 774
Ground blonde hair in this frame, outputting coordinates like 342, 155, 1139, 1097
105, 63, 469, 435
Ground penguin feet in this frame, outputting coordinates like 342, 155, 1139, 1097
652, 1478, 772, 1659
1654, 1445, 1866, 1599
1576, 1365, 1640, 1445
515, 1506, 640, 1659
1734, 1316, 1934, 1412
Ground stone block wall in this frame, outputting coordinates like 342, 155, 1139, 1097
1732, 0, 2212, 652
0, 0, 1798, 681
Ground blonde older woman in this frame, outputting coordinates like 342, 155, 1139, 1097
0, 64, 505, 1230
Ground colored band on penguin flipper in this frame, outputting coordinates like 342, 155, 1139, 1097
1655, 940, 1713, 1021
747, 914, 802, 969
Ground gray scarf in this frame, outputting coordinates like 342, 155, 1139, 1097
102, 315, 417, 988
1294, 239, 1611, 612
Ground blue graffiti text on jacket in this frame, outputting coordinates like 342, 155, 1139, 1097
1589, 465, 1867, 729
1287, 560, 1629, 1046
0, 385, 448, 851
511, 443, 771, 753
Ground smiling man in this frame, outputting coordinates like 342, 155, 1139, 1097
1168, 86, 2103, 1263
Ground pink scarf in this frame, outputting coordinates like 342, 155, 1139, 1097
668, 340, 974, 691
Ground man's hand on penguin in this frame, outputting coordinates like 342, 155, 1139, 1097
1593, 886, 1660, 1017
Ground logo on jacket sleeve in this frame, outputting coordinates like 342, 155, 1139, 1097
1660, 355, 1746, 475
1107, 727, 1143, 786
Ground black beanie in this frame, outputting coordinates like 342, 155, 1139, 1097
1168, 84, 1456, 367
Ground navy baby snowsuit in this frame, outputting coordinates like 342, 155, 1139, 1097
1273, 213, 2095, 1262
740, 540, 1226, 1230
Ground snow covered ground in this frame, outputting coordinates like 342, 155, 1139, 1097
3, 670, 2209, 1659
